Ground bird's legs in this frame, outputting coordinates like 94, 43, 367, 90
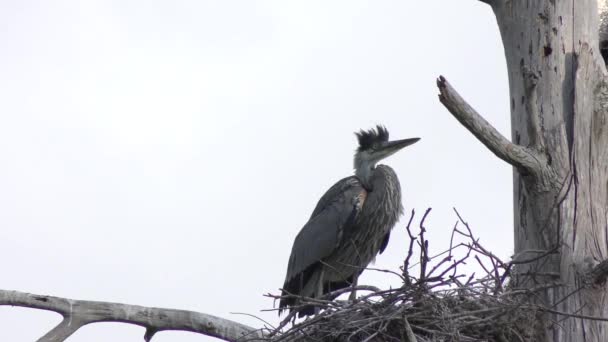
349, 274, 358, 301
314, 268, 325, 315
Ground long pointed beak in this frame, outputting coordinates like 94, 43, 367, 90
376, 137, 420, 160
384, 137, 420, 151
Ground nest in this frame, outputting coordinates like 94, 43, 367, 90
263, 209, 556, 342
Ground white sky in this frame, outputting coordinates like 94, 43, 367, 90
0, 1, 512, 341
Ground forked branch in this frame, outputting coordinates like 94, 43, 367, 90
0, 289, 263, 342
437, 76, 547, 176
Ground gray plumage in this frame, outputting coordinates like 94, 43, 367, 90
279, 126, 419, 316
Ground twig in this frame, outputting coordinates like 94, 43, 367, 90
403, 316, 418, 342
230, 312, 276, 331
419, 208, 432, 283
403, 209, 417, 283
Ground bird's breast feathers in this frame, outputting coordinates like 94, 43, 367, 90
354, 189, 367, 211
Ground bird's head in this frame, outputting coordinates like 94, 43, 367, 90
354, 125, 419, 182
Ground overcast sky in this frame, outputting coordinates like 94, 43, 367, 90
0, 1, 512, 341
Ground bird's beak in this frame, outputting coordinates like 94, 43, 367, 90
376, 137, 420, 160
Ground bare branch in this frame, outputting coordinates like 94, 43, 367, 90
437, 76, 546, 175
403, 209, 417, 284
418, 208, 432, 283
0, 289, 263, 342
39, 318, 87, 342
403, 317, 417, 342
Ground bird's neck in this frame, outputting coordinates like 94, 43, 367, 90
355, 164, 375, 190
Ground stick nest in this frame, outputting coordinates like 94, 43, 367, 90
264, 209, 554, 342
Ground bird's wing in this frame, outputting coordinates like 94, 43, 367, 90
284, 176, 366, 283
309, 176, 361, 219
379, 232, 390, 254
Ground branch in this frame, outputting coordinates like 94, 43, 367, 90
0, 289, 264, 342
402, 317, 417, 342
437, 75, 546, 175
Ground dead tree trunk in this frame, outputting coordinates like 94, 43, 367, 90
439, 0, 608, 341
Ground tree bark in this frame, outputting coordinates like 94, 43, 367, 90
448, 1, 608, 341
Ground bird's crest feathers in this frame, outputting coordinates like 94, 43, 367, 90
355, 125, 389, 152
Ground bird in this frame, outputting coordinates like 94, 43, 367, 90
279, 125, 419, 317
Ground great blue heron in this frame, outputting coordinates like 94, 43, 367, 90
279, 125, 419, 317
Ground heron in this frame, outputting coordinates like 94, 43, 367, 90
279, 125, 419, 317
